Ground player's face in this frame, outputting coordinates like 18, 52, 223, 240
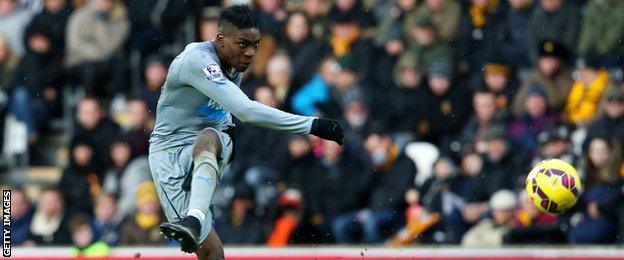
220, 28, 261, 72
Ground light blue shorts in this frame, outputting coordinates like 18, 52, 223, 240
148, 128, 233, 243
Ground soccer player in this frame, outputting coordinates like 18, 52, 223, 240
148, 5, 343, 260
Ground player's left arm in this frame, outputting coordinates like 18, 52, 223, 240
181, 55, 344, 144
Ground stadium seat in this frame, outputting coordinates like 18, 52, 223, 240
404, 142, 439, 187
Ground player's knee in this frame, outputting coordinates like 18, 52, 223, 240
194, 129, 221, 157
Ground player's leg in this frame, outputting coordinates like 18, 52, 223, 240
159, 129, 222, 253
196, 228, 224, 260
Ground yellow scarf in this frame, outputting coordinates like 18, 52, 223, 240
378, 143, 400, 173
135, 213, 159, 230
330, 27, 361, 57
566, 69, 610, 125
470, 0, 499, 28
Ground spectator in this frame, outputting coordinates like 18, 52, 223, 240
0, 0, 33, 55
577, 0, 624, 66
510, 86, 561, 154
387, 52, 425, 138
328, 12, 372, 82
332, 129, 416, 243
10, 187, 34, 245
570, 185, 618, 244
327, 0, 375, 30
59, 141, 100, 216
527, 0, 579, 63
404, 15, 454, 70
126, 0, 189, 54
374, 0, 418, 47
122, 98, 152, 158
302, 0, 330, 40
267, 188, 303, 246
501, 0, 536, 69
265, 54, 293, 108
470, 58, 517, 120
582, 136, 622, 190
0, 31, 19, 92
198, 7, 220, 42
253, 0, 287, 38
90, 192, 118, 245
462, 189, 517, 247
140, 55, 167, 115
317, 54, 366, 120
65, 0, 129, 97
24, 0, 71, 59
69, 214, 111, 257
565, 56, 612, 126
101, 139, 151, 225
504, 190, 564, 244
218, 184, 266, 244
27, 186, 71, 245
291, 57, 336, 116
10, 27, 62, 140
73, 96, 121, 170
585, 86, 624, 150
118, 181, 166, 245
533, 125, 577, 167
459, 91, 504, 155
457, 0, 506, 76
419, 60, 471, 147
468, 127, 528, 203
513, 40, 574, 116
282, 11, 326, 88
412, 0, 461, 42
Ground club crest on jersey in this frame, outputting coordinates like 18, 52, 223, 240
203, 64, 223, 81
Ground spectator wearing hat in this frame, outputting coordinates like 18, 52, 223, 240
577, 0, 624, 67
388, 52, 426, 138
527, 0, 580, 63
569, 185, 618, 244
513, 40, 574, 116
418, 59, 470, 148
59, 141, 101, 217
533, 125, 577, 167
327, 0, 375, 30
404, 15, 454, 71
411, 0, 461, 42
510, 85, 561, 154
501, 0, 535, 69
470, 58, 517, 120
0, 0, 34, 56
332, 128, 416, 244
565, 56, 613, 126
217, 183, 266, 244
328, 12, 372, 82
65, 0, 130, 97
374, 0, 417, 53
456, 0, 506, 76
585, 86, 624, 150
282, 11, 327, 89
467, 126, 528, 204
118, 181, 167, 245
10, 26, 63, 141
462, 189, 518, 247
126, 0, 189, 54
23, 0, 71, 60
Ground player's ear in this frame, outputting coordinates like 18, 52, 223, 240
216, 34, 225, 47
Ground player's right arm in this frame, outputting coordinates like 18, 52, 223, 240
180, 53, 344, 144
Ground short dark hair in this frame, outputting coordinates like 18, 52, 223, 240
219, 5, 257, 30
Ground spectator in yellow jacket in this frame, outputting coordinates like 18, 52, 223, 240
565, 56, 613, 126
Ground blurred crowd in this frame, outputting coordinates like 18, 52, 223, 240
1, 0, 624, 253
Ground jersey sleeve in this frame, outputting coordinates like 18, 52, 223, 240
180, 53, 314, 134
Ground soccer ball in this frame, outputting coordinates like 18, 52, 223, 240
525, 159, 582, 214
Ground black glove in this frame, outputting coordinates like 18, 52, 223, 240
311, 118, 344, 145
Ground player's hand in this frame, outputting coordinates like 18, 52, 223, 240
311, 118, 344, 145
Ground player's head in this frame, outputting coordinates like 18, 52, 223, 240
215, 5, 260, 72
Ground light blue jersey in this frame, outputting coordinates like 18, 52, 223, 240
149, 41, 315, 152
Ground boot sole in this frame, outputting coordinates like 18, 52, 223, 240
159, 222, 199, 253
